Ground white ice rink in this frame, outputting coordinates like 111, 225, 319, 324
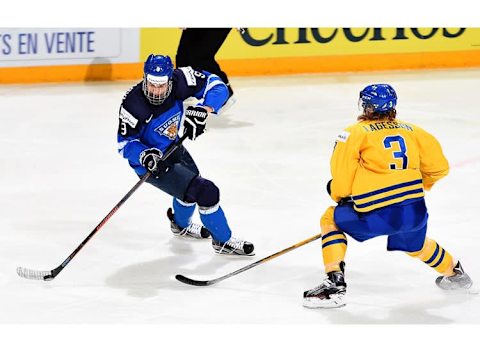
1, 69, 479, 347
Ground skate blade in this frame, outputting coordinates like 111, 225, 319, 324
439, 284, 478, 295
303, 295, 346, 309
213, 251, 255, 258
172, 234, 210, 241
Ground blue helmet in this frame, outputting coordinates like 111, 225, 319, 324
142, 54, 174, 105
359, 84, 397, 112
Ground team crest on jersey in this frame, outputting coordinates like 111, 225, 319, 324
154, 113, 180, 140
336, 131, 350, 143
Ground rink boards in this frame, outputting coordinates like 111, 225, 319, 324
1, 27, 480, 83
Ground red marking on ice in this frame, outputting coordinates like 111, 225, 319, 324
451, 156, 480, 168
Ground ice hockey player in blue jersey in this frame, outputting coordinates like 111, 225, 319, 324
117, 54, 254, 256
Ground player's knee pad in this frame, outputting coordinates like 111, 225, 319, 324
185, 176, 220, 208
320, 206, 339, 233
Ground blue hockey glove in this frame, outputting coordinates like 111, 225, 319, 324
139, 148, 169, 176
183, 106, 208, 141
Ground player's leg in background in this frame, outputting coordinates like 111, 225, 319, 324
175, 28, 234, 111
194, 28, 232, 86
175, 29, 202, 68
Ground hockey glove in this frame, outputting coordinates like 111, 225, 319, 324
326, 179, 332, 196
183, 106, 208, 141
338, 197, 353, 206
139, 148, 169, 176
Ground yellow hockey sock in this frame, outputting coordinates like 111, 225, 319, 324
407, 238, 455, 276
322, 230, 347, 273
320, 206, 347, 273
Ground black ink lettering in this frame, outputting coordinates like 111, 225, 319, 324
272, 28, 288, 44
443, 28, 466, 38
294, 28, 310, 44
393, 28, 409, 40
310, 28, 338, 43
344, 28, 370, 42
370, 28, 386, 41
240, 29, 273, 46
411, 28, 438, 40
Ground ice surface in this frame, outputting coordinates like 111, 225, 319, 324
1, 70, 479, 333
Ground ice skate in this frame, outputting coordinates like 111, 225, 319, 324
212, 236, 255, 256
167, 208, 211, 239
303, 271, 347, 308
436, 261, 473, 290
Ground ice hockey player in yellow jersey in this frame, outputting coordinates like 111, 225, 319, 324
303, 84, 473, 309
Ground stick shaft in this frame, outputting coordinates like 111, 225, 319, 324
19, 135, 188, 281
176, 232, 323, 286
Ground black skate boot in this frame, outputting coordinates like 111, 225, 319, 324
167, 208, 211, 239
303, 269, 347, 309
212, 236, 255, 256
435, 261, 473, 290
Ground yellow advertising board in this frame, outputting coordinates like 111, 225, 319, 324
141, 28, 480, 76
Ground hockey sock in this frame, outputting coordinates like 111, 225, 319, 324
407, 237, 455, 276
320, 206, 348, 273
322, 230, 348, 273
173, 198, 196, 228
199, 204, 231, 242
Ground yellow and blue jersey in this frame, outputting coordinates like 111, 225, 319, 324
329, 118, 449, 212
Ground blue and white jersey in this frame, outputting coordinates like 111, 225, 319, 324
117, 67, 228, 175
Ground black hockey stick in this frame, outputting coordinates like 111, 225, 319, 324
175, 232, 323, 286
17, 134, 188, 281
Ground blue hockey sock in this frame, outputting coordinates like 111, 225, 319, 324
199, 204, 231, 242
173, 198, 196, 228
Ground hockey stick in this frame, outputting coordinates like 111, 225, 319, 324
175, 232, 323, 286
17, 134, 188, 281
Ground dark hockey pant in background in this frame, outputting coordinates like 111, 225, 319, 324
175, 28, 233, 96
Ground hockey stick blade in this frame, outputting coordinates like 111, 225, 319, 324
175, 274, 218, 286
175, 233, 323, 287
16, 267, 55, 281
